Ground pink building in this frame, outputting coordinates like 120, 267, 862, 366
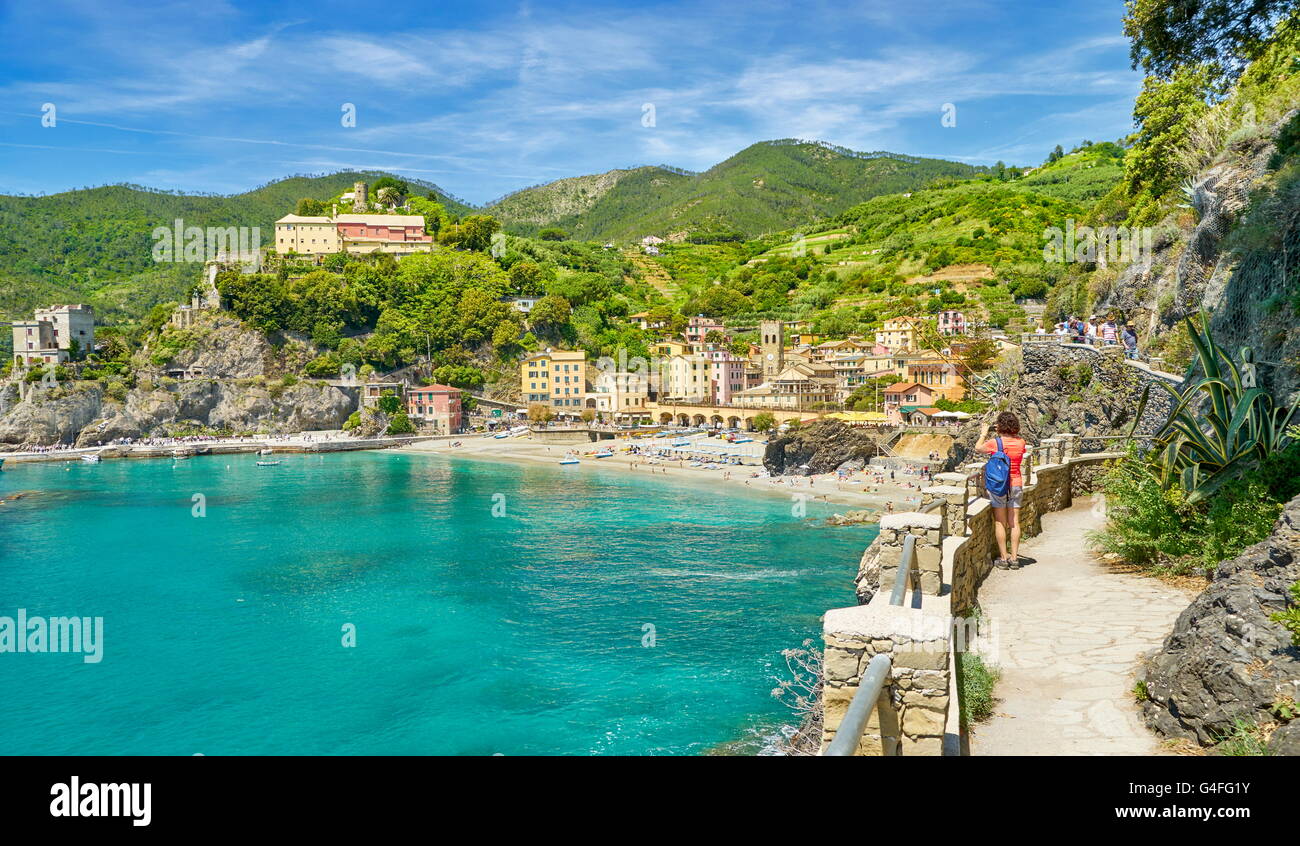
703, 351, 747, 405
334, 214, 433, 246
406, 384, 463, 434
937, 311, 967, 336
684, 315, 726, 346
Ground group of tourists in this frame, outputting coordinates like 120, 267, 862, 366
1048, 315, 1140, 359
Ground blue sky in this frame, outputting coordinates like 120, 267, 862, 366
0, 0, 1144, 204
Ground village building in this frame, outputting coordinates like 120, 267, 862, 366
591, 370, 650, 420
937, 310, 967, 336
10, 304, 95, 368
406, 384, 463, 434
521, 349, 589, 414
875, 316, 925, 352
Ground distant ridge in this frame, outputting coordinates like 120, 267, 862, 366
486, 139, 986, 239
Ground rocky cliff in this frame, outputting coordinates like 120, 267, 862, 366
1096, 109, 1300, 404
1140, 493, 1300, 754
763, 420, 890, 476
0, 311, 356, 447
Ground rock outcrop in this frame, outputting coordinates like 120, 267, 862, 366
0, 384, 106, 446
1140, 493, 1300, 748
763, 420, 890, 476
0, 312, 358, 447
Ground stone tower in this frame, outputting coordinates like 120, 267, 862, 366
760, 319, 784, 378
353, 181, 368, 211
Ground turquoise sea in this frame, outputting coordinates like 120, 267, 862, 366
0, 452, 875, 755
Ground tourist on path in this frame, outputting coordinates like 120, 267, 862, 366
979, 411, 1028, 569
1122, 326, 1139, 360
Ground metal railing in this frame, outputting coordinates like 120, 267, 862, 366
823, 653, 893, 756
889, 533, 919, 607
824, 532, 919, 756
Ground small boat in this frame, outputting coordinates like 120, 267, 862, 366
733, 437, 753, 444
80, 453, 101, 463
593, 450, 613, 458
670, 439, 691, 447
258, 448, 274, 456
559, 457, 580, 466
171, 451, 191, 460
256, 460, 281, 467
494, 432, 509, 439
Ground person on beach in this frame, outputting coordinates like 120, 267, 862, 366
979, 411, 1028, 569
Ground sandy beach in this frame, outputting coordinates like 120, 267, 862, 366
397, 431, 935, 515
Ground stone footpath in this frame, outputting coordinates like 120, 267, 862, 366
970, 500, 1193, 755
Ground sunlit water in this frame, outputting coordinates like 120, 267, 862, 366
0, 452, 875, 755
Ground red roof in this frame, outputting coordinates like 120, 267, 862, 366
884, 382, 927, 393
418, 384, 460, 393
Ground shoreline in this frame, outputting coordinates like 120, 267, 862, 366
0, 433, 441, 465
396, 434, 932, 514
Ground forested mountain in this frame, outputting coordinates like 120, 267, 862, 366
488, 140, 987, 240
0, 172, 470, 323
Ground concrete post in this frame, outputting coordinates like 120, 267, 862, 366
876, 511, 946, 595
822, 600, 953, 756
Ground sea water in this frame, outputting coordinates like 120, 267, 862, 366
0, 452, 876, 755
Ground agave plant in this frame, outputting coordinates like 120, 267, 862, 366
1134, 312, 1300, 504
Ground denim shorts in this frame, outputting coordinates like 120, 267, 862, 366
989, 486, 1023, 508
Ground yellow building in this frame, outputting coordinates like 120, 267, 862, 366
274, 215, 341, 254
875, 316, 925, 352
521, 350, 589, 414
653, 340, 690, 358
908, 360, 965, 401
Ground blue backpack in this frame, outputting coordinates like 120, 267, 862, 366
984, 437, 1011, 498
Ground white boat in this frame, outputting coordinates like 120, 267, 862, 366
256, 460, 281, 467
494, 433, 509, 439
593, 450, 613, 458
733, 437, 753, 444
80, 453, 101, 463
559, 458, 580, 465
671, 439, 691, 447
258, 448, 274, 456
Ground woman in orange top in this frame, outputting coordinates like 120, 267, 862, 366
979, 411, 1028, 569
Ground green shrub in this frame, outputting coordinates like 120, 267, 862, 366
1089, 450, 1283, 575
304, 353, 342, 378
342, 411, 360, 431
1211, 718, 1271, 756
387, 411, 416, 434
957, 651, 999, 726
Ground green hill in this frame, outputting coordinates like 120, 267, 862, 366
0, 172, 471, 324
489, 140, 987, 240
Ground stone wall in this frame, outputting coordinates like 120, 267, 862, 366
822, 597, 952, 756
1003, 340, 1180, 449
